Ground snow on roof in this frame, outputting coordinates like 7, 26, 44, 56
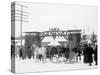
55, 36, 68, 42
42, 36, 68, 43
48, 39, 61, 46
41, 36, 54, 42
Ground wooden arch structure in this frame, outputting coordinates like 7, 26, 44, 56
23, 28, 81, 58
24, 28, 81, 48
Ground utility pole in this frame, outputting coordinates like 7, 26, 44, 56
11, 2, 29, 47
20, 5, 23, 47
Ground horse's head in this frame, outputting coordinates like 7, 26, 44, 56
31, 44, 38, 49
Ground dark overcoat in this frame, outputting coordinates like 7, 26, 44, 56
50, 47, 58, 56
94, 47, 97, 62
84, 46, 94, 63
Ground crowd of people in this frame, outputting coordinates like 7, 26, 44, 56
11, 43, 98, 66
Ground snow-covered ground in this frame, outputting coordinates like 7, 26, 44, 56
14, 56, 97, 73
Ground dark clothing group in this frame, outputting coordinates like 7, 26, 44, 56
83, 45, 97, 66
49, 46, 70, 60
11, 44, 98, 66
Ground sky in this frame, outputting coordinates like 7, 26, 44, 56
14, 2, 98, 37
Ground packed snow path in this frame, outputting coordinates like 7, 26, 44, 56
13, 56, 97, 73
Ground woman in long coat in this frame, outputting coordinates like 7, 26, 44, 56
63, 46, 70, 61
50, 47, 58, 56
27, 46, 31, 59
83, 45, 88, 63
83, 44, 94, 66
94, 45, 97, 65
50, 47, 58, 61
19, 47, 23, 59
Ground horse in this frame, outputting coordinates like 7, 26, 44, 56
32, 44, 47, 63
38, 47, 47, 62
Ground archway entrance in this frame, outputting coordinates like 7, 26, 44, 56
24, 28, 81, 58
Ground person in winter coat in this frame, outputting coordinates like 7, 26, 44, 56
19, 47, 23, 59
94, 45, 97, 65
50, 47, 58, 61
83, 44, 88, 63
27, 46, 31, 59
64, 46, 70, 61
83, 44, 94, 66
50, 47, 58, 56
